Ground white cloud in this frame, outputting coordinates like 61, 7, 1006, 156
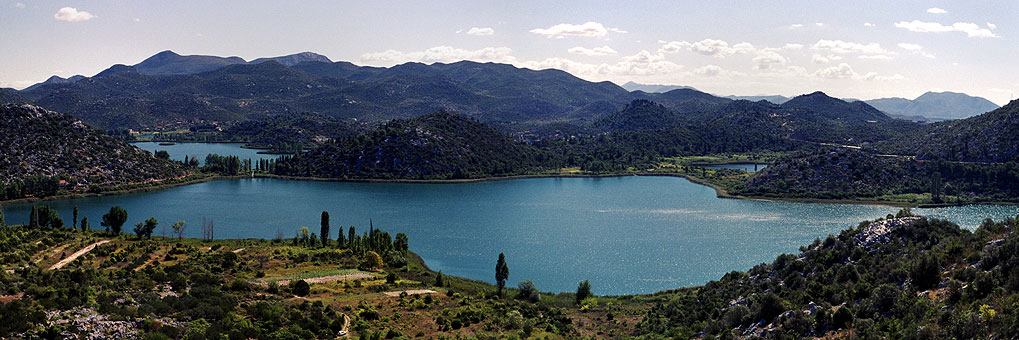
54, 7, 96, 22
814, 63, 860, 79
522, 50, 682, 78
926, 7, 948, 14
691, 65, 745, 78
813, 63, 903, 81
987, 22, 997, 30
864, 22, 875, 27
529, 22, 622, 39
788, 24, 804, 29
567, 46, 618, 56
897, 42, 935, 58
815, 22, 824, 27
15, 2, 25, 8
658, 39, 755, 57
811, 39, 887, 54
858, 54, 894, 60
133, 18, 142, 23
783, 43, 804, 50
894, 20, 998, 38
811, 54, 842, 63
466, 27, 494, 36
360, 46, 517, 65
752, 50, 787, 69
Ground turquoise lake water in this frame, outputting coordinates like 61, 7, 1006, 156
4, 176, 1017, 295
132, 142, 279, 165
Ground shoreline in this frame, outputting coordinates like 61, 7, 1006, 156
3, 171, 1013, 209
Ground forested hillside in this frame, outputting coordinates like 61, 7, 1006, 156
872, 100, 1019, 163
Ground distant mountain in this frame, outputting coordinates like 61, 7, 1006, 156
782, 91, 891, 123
272, 111, 552, 179
620, 81, 696, 93
134, 50, 247, 76
20, 55, 633, 131
723, 95, 790, 104
23, 75, 86, 92
0, 104, 187, 197
250, 52, 332, 66
866, 91, 999, 120
872, 99, 1019, 162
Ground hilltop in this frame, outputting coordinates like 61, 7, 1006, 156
0, 104, 188, 200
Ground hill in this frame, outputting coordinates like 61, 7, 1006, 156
272, 111, 554, 179
735, 148, 1019, 203
22, 75, 85, 92
620, 81, 696, 93
781, 91, 891, 124
872, 100, 1019, 163
249, 51, 332, 66
592, 99, 685, 131
0, 104, 188, 200
866, 91, 1000, 120
723, 94, 790, 104
134, 50, 247, 76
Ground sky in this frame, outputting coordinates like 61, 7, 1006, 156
2, 1, 1017, 105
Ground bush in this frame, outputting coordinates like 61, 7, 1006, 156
753, 293, 785, 322
516, 280, 540, 302
833, 307, 854, 330
290, 280, 310, 297
910, 253, 942, 290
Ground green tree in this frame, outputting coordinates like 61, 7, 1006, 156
910, 252, 942, 290
80, 216, 88, 232
73, 205, 78, 230
298, 226, 310, 246
336, 227, 346, 248
320, 211, 330, 247
496, 253, 509, 296
394, 233, 409, 252
576, 280, 592, 305
360, 251, 384, 271
101, 206, 128, 235
434, 270, 445, 287
290, 280, 310, 297
143, 217, 158, 239
171, 220, 186, 239
0, 208, 5, 227
154, 150, 170, 160
133, 221, 145, 239
348, 226, 356, 248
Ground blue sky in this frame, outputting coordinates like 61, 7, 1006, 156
2, 1, 1016, 104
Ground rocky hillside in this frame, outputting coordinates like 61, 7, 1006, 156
0, 104, 187, 197
637, 212, 1019, 339
872, 99, 1019, 163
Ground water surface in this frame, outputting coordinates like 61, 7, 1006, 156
3, 177, 1015, 295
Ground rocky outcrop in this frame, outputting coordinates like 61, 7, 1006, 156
853, 216, 924, 247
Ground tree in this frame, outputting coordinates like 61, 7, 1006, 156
172, 220, 186, 239
434, 271, 445, 287
290, 280, 310, 297
80, 217, 88, 232
298, 227, 311, 246
394, 233, 409, 252
154, 150, 170, 160
101, 206, 128, 235
517, 280, 540, 302
348, 226, 356, 248
576, 280, 592, 305
31, 205, 62, 229
0, 208, 5, 227
320, 211, 330, 247
73, 205, 78, 230
143, 217, 158, 239
496, 253, 509, 296
133, 222, 145, 239
336, 227, 346, 248
360, 251, 384, 271
910, 252, 942, 290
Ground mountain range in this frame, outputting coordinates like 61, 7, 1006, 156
864, 91, 1000, 121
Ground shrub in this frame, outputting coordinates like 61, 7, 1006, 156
517, 280, 540, 302
290, 280, 310, 297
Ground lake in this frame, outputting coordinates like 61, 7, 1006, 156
132, 142, 280, 165
3, 176, 1016, 295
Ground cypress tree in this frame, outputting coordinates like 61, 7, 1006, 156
496, 253, 509, 296
320, 211, 330, 247
73, 205, 79, 230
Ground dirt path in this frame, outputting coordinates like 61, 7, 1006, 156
265, 272, 374, 286
232, 248, 245, 253
48, 240, 111, 270
383, 289, 438, 297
